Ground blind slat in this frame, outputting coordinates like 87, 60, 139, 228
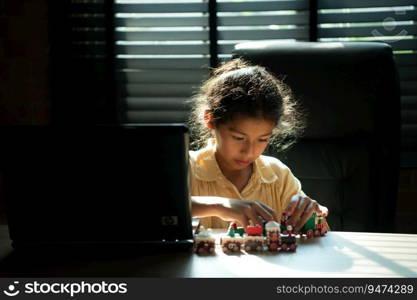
116, 69, 208, 83
402, 125, 417, 137
114, 3, 207, 13
399, 68, 417, 81
115, 30, 209, 41
217, 0, 309, 12
395, 54, 417, 67
319, 0, 417, 9
402, 109, 417, 124
218, 43, 237, 54
116, 58, 210, 69
219, 13, 309, 26
115, 16, 207, 27
125, 97, 190, 110
126, 111, 188, 123
219, 27, 308, 40
402, 96, 417, 109
400, 81, 417, 96
123, 83, 197, 97
389, 39, 417, 51
319, 10, 417, 24
318, 24, 417, 38
116, 43, 209, 55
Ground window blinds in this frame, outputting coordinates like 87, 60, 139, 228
317, 0, 417, 153
114, 0, 310, 123
217, 0, 310, 61
114, 0, 210, 123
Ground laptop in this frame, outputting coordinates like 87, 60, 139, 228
0, 124, 193, 252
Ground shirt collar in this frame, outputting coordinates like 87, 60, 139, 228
192, 138, 278, 184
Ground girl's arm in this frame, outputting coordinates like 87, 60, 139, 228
191, 196, 277, 227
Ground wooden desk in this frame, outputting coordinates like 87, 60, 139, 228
1, 226, 416, 277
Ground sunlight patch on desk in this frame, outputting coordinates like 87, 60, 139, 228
331, 233, 417, 277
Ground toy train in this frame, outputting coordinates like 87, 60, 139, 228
193, 213, 326, 254
222, 213, 325, 253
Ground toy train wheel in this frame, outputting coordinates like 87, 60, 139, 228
281, 244, 288, 251
269, 242, 279, 251
307, 230, 314, 239
234, 245, 240, 252
314, 229, 320, 237
245, 246, 251, 252
290, 244, 296, 251
256, 246, 262, 251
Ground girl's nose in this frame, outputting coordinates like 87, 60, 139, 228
240, 141, 254, 155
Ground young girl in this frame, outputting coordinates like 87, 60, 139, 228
188, 58, 329, 233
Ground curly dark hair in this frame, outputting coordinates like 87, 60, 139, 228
188, 58, 305, 152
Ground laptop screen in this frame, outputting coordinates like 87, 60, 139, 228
0, 124, 193, 247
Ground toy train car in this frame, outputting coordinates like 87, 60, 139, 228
281, 213, 326, 239
193, 226, 216, 254
280, 233, 297, 252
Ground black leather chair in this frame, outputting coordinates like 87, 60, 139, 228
233, 41, 401, 232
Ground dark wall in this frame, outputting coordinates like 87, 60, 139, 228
0, 0, 50, 125
0, 0, 49, 223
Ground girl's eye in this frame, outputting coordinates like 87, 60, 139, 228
233, 136, 244, 141
259, 138, 269, 143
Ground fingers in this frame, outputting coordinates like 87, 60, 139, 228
261, 202, 279, 221
236, 215, 250, 228
293, 201, 317, 232
317, 204, 329, 217
219, 199, 271, 227
286, 196, 312, 227
323, 217, 330, 232
240, 200, 276, 226
245, 206, 262, 226
253, 202, 277, 222
284, 194, 302, 216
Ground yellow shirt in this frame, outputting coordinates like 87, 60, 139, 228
189, 139, 305, 228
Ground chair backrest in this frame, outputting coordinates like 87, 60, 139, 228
233, 41, 401, 232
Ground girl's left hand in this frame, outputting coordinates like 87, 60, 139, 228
284, 194, 330, 233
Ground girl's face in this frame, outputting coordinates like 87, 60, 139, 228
212, 115, 275, 172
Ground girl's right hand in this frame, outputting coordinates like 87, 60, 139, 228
284, 194, 330, 233
191, 196, 277, 227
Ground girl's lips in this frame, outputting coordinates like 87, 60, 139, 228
235, 160, 251, 166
